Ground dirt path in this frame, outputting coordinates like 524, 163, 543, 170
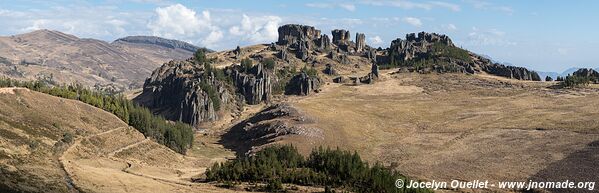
107, 138, 150, 157
58, 126, 128, 193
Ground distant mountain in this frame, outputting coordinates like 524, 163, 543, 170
0, 30, 206, 92
113, 36, 213, 53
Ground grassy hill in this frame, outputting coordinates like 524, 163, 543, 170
0, 88, 249, 193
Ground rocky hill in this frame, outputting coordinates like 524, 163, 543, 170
135, 24, 544, 129
383, 31, 541, 81
0, 30, 204, 92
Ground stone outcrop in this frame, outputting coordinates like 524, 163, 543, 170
386, 31, 541, 81
278, 49, 288, 61
572, 68, 599, 83
329, 51, 350, 64
228, 63, 273, 105
332, 29, 351, 52
296, 42, 309, 60
371, 63, 379, 78
319, 34, 332, 51
389, 32, 454, 61
367, 48, 377, 62
222, 103, 323, 156
277, 24, 321, 47
324, 64, 337, 75
285, 72, 321, 95
355, 33, 366, 52
332, 29, 351, 45
136, 59, 231, 128
234, 46, 242, 59
481, 64, 541, 81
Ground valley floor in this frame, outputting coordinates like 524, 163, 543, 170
276, 71, 599, 192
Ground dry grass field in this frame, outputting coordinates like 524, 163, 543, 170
0, 88, 257, 193
281, 70, 599, 192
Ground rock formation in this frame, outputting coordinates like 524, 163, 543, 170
278, 49, 289, 61
332, 29, 351, 45
573, 68, 599, 83
222, 103, 323, 156
234, 46, 242, 59
355, 33, 366, 52
324, 64, 337, 75
481, 64, 541, 81
319, 34, 332, 51
386, 31, 541, 81
136, 59, 231, 128
277, 24, 321, 49
285, 72, 321, 95
389, 32, 454, 61
228, 63, 273, 105
296, 42, 309, 60
332, 29, 351, 52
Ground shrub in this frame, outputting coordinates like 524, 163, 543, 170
561, 75, 590, 88
205, 145, 432, 193
263, 58, 276, 70
241, 58, 253, 72
61, 132, 74, 144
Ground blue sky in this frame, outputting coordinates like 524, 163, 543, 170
1, 0, 598, 72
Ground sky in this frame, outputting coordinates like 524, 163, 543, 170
1, 0, 598, 72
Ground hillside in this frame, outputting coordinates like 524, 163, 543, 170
130, 24, 599, 192
0, 87, 253, 193
0, 30, 203, 92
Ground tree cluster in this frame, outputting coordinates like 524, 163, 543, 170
384, 42, 472, 70
560, 75, 590, 88
0, 78, 194, 154
205, 145, 432, 193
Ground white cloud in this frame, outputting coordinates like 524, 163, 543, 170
402, 17, 422, 27
306, 2, 356, 11
496, 6, 514, 15
465, 0, 514, 15
305, 3, 332, 8
429, 1, 461, 11
340, 4, 357, 11
361, 0, 460, 11
557, 48, 569, 55
467, 27, 516, 46
368, 36, 384, 45
445, 23, 457, 30
0, 6, 144, 39
229, 14, 282, 44
147, 4, 223, 47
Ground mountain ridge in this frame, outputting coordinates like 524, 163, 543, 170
0, 29, 208, 92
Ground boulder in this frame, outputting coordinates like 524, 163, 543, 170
285, 72, 321, 96
324, 64, 337, 75
234, 46, 242, 59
